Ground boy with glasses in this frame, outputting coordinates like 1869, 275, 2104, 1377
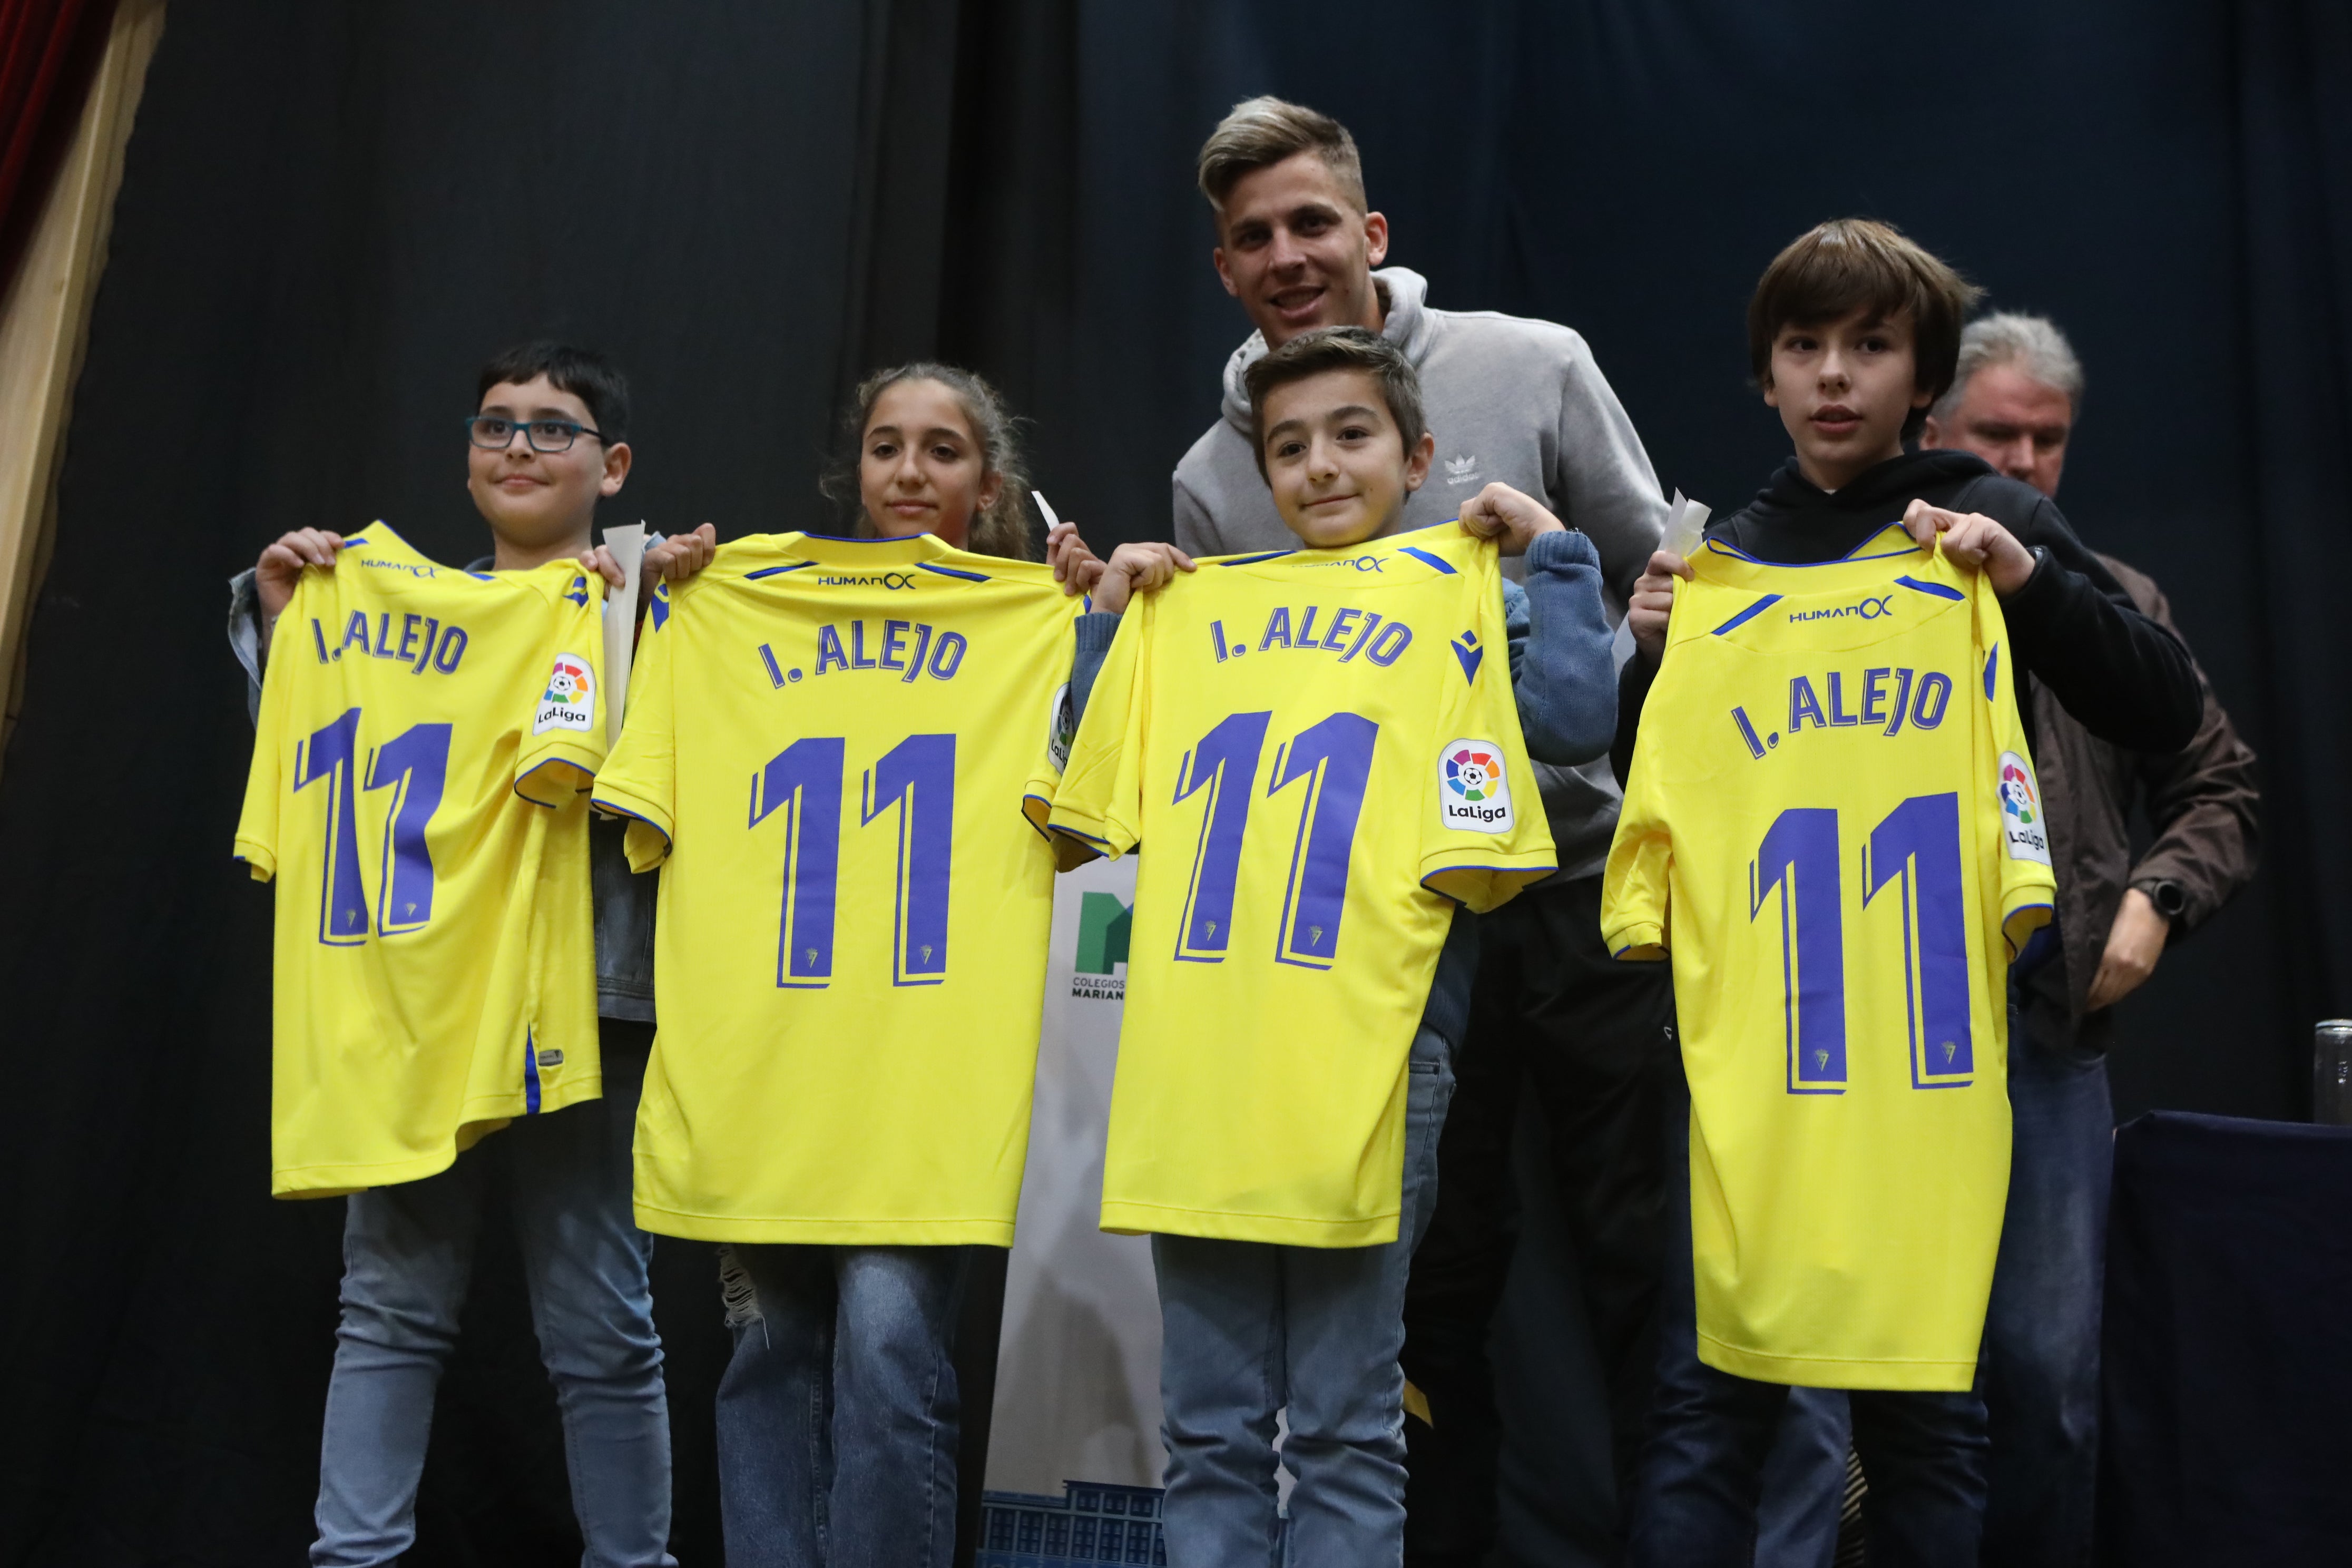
231, 342, 697, 1568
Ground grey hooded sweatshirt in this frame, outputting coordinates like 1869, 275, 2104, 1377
1172, 266, 1667, 878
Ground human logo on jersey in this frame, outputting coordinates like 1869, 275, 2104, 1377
533, 652, 596, 736
1437, 738, 1514, 830
815, 572, 917, 590
1997, 750, 2052, 865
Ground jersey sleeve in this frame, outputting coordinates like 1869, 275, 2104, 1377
232, 573, 309, 881
592, 578, 678, 871
515, 571, 609, 807
1974, 574, 2057, 957
1419, 547, 1561, 912
1046, 594, 1151, 859
1599, 728, 1672, 961
1600, 578, 1686, 961
1021, 599, 1099, 873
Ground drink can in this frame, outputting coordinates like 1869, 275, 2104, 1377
2317, 1021, 2352, 1126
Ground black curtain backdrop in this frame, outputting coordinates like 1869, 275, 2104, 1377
2, 2, 2345, 1564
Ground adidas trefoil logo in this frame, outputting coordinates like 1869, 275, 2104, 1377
1444, 454, 1481, 485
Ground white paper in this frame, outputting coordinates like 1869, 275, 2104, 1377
1661, 489, 1711, 562
600, 523, 647, 746
1031, 489, 1062, 533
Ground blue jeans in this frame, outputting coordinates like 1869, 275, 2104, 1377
1630, 1102, 1985, 1567
1152, 1025, 1454, 1568
1979, 1013, 2112, 1566
1754, 1389, 1851, 1568
714, 1243, 968, 1568
311, 1024, 673, 1568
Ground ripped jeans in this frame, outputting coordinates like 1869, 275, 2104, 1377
714, 1243, 969, 1568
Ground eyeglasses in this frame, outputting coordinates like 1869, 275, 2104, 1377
464, 415, 605, 453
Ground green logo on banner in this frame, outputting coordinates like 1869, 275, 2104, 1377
1075, 893, 1132, 975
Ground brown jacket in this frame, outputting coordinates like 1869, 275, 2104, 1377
2024, 553, 2260, 1046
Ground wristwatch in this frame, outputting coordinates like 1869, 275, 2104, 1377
2132, 877, 2187, 920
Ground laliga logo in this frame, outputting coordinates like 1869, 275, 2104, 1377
2000, 760, 2038, 823
1437, 739, 1513, 829
533, 652, 595, 736
1445, 747, 1502, 801
544, 655, 590, 705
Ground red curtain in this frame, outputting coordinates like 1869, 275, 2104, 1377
0, 0, 116, 297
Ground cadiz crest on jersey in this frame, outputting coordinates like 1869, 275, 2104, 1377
1438, 738, 1513, 831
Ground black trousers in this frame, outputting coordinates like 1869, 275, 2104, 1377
1400, 872, 1677, 1563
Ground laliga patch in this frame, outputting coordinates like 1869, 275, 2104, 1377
1438, 739, 1514, 832
1997, 750, 2051, 865
1046, 681, 1075, 772
533, 652, 596, 736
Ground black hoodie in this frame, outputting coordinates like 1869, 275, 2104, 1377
1613, 449, 2203, 783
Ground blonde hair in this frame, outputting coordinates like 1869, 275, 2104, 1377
821, 364, 1036, 560
1196, 96, 1367, 215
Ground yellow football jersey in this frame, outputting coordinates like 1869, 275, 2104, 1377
1603, 527, 2055, 1390
1049, 524, 1558, 1247
234, 524, 606, 1198
594, 531, 1081, 1244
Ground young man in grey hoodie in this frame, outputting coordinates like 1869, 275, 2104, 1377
1170, 96, 1677, 1560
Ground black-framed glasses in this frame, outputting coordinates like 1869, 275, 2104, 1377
464, 414, 605, 453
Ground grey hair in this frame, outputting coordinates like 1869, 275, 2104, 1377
1933, 312, 2086, 424
1197, 96, 1367, 215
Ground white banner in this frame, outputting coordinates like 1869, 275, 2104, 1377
986, 854, 1165, 1493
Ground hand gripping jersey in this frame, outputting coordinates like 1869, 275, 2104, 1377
593, 532, 1082, 1244
234, 525, 607, 1197
1050, 524, 1558, 1247
1603, 527, 2055, 1390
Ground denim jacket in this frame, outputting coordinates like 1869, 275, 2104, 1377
228, 553, 659, 1024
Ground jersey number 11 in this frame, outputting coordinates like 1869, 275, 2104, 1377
1751, 791, 1974, 1094
295, 708, 452, 946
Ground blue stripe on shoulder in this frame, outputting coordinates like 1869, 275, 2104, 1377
1895, 574, 1966, 601
1397, 545, 1456, 574
1711, 593, 1783, 635
1218, 549, 1297, 566
1983, 642, 2000, 698
919, 562, 990, 582
744, 561, 816, 580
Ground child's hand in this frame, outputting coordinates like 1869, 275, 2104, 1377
1094, 542, 1195, 615
256, 529, 344, 622
1457, 482, 1566, 557
640, 523, 718, 587
1903, 499, 2036, 595
579, 544, 628, 591
1045, 520, 1104, 597
1629, 548, 1692, 668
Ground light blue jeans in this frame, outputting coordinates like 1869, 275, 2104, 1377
714, 1242, 968, 1568
1152, 1025, 1454, 1568
311, 1024, 673, 1568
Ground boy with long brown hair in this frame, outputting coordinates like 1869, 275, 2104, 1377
1615, 220, 2199, 1564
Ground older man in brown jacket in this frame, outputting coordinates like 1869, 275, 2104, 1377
1921, 313, 2259, 1567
